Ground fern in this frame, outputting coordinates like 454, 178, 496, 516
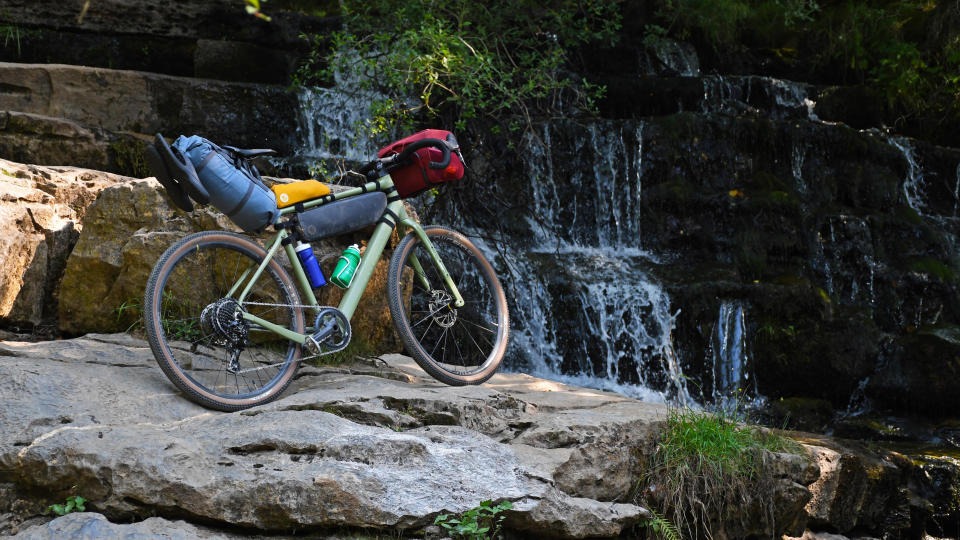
642, 508, 681, 540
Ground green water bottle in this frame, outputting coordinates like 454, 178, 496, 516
331, 244, 361, 288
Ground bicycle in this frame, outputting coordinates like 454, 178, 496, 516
142, 134, 510, 411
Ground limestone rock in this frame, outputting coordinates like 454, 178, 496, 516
56, 178, 226, 334
57, 178, 405, 351
0, 159, 126, 329
0, 62, 299, 154
0, 1, 336, 85
12, 512, 240, 539
0, 334, 208, 475
5, 334, 953, 538
0, 110, 157, 177
508, 489, 650, 538
1, 334, 655, 538
801, 441, 910, 534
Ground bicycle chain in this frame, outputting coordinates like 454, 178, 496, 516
231, 302, 350, 371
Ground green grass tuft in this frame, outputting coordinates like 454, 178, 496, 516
637, 407, 803, 539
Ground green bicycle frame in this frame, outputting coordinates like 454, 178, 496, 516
233, 175, 465, 346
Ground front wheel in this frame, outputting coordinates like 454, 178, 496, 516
387, 226, 509, 385
144, 231, 305, 411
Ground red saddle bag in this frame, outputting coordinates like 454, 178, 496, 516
378, 129, 465, 198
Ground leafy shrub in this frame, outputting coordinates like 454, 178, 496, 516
295, 0, 621, 135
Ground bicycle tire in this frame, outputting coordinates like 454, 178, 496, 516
144, 231, 304, 411
387, 226, 509, 385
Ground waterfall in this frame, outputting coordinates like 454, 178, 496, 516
709, 301, 756, 409
500, 121, 693, 404
791, 140, 808, 196
296, 86, 379, 162
813, 215, 876, 306
889, 136, 927, 214
650, 39, 700, 76
954, 163, 960, 218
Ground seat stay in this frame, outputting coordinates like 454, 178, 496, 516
235, 231, 288, 303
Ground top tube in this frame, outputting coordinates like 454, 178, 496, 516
277, 175, 396, 216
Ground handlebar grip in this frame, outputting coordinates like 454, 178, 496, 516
395, 138, 452, 169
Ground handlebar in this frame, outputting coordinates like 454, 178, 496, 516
393, 137, 453, 169
357, 137, 457, 180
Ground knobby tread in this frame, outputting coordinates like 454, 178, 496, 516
144, 231, 304, 411
387, 226, 510, 385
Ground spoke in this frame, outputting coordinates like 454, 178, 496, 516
429, 322, 448, 359
411, 304, 453, 328
458, 319, 489, 357
450, 327, 466, 370
458, 317, 498, 334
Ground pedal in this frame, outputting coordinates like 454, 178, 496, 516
303, 307, 351, 357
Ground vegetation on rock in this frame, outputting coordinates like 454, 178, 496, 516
648, 0, 960, 141
637, 407, 803, 539
434, 499, 513, 540
295, 0, 621, 136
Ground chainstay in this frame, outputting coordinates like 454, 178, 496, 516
233, 302, 350, 373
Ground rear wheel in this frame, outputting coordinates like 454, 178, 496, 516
387, 226, 509, 385
144, 231, 304, 411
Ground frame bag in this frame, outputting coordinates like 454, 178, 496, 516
378, 129, 465, 198
172, 135, 279, 233
298, 192, 388, 241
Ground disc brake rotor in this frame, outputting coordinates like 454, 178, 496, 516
428, 290, 457, 328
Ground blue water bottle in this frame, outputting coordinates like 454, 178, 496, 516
295, 241, 326, 288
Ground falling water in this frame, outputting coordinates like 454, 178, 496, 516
296, 85, 381, 162
889, 136, 927, 214
709, 301, 756, 409
791, 140, 808, 195
954, 163, 960, 218
521, 123, 645, 250
650, 39, 700, 76
814, 215, 877, 306
500, 121, 693, 404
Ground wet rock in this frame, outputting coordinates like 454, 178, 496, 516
909, 455, 960, 538
866, 327, 960, 416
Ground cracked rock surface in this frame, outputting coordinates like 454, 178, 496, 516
1, 334, 659, 538
3, 334, 928, 539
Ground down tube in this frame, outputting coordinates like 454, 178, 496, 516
336, 202, 404, 320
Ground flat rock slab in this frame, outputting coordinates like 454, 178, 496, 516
1, 334, 660, 538
12, 512, 244, 539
